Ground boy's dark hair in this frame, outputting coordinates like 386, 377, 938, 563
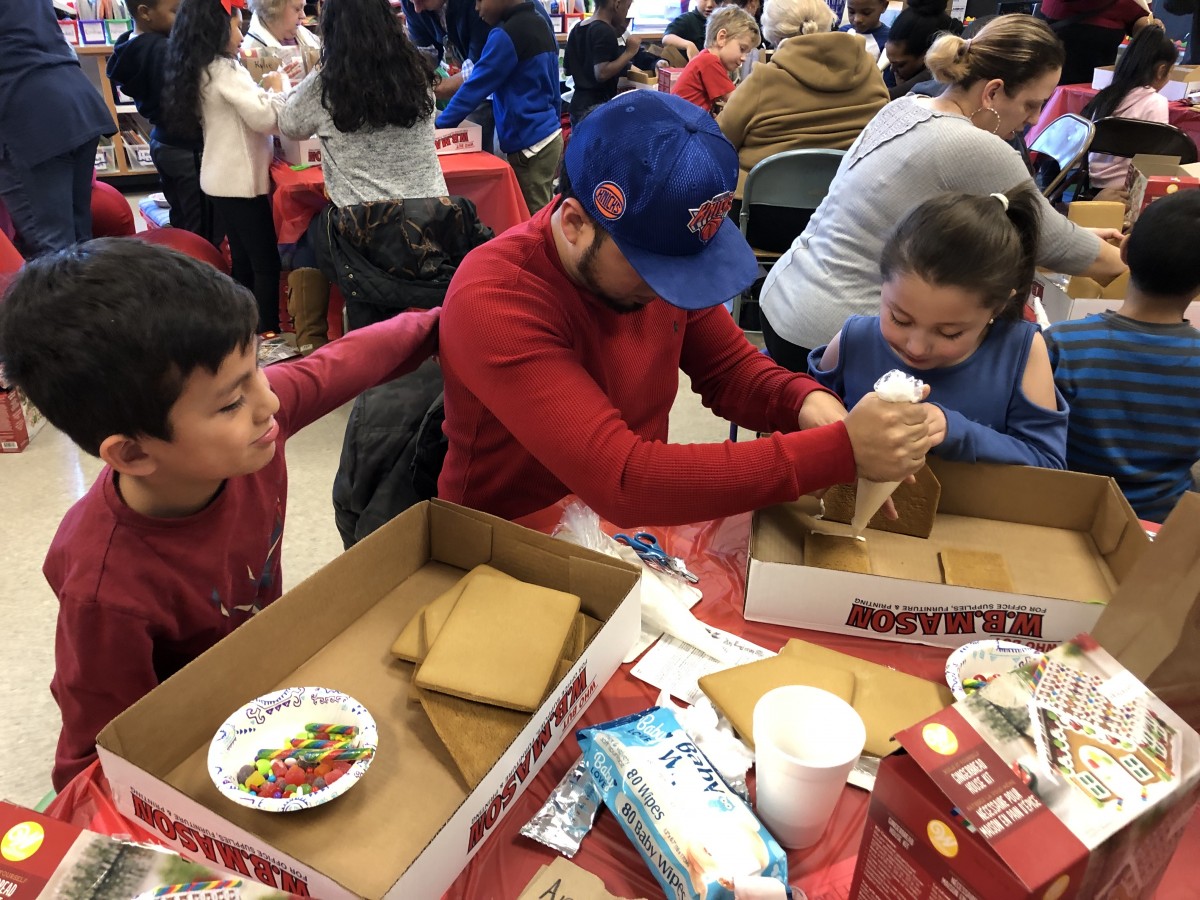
1126, 191, 1200, 299
0, 239, 258, 457
1083, 26, 1177, 122
888, 2, 960, 61
162, 0, 236, 142
880, 186, 1042, 321
319, 0, 437, 132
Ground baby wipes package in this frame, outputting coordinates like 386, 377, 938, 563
577, 708, 787, 900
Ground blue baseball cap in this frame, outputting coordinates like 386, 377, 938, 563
564, 92, 760, 311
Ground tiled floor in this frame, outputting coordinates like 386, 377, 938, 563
0, 357, 732, 809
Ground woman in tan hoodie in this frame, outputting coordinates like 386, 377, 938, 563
718, 0, 889, 197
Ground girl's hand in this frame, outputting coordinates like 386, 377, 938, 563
924, 403, 947, 447
261, 71, 284, 92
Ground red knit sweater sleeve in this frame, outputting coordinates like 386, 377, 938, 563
441, 280, 857, 527
268, 307, 440, 437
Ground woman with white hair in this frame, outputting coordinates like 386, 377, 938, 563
718, 0, 888, 198
242, 0, 321, 54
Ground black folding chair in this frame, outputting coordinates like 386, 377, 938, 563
1080, 116, 1200, 196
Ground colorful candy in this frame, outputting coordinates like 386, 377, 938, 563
236, 727, 372, 800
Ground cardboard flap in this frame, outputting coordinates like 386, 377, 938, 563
431, 503, 493, 570
929, 460, 1102, 531
1094, 494, 1200, 681
1089, 481, 1134, 556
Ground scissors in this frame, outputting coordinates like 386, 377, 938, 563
613, 532, 700, 584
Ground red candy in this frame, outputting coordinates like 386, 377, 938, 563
238, 729, 367, 800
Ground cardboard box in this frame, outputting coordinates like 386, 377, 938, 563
0, 382, 46, 453
849, 634, 1200, 899
1093, 64, 1200, 100
1033, 272, 1200, 324
743, 459, 1150, 651
1125, 154, 1200, 224
433, 122, 484, 156
0, 800, 303, 898
95, 500, 641, 899
275, 136, 322, 167
657, 66, 684, 93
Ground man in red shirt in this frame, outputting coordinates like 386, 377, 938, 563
438, 91, 933, 527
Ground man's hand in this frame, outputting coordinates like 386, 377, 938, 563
797, 390, 847, 430
844, 393, 931, 482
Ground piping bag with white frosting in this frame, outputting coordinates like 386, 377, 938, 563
851, 370, 926, 537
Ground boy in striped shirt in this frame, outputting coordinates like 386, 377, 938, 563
1045, 191, 1200, 524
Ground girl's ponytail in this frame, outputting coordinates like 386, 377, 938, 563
994, 186, 1041, 321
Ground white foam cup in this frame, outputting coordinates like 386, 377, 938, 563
752, 685, 866, 849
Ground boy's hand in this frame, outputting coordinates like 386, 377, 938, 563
844, 393, 930, 482
797, 390, 847, 430
625, 34, 642, 54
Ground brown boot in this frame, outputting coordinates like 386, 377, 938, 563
286, 268, 331, 355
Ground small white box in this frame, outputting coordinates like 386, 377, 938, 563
94, 143, 117, 174
123, 141, 154, 170
433, 122, 484, 156
275, 136, 322, 166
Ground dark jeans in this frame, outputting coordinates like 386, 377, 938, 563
761, 311, 813, 374
149, 140, 217, 245
0, 138, 99, 258
210, 194, 281, 333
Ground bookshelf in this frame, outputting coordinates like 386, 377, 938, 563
77, 44, 158, 182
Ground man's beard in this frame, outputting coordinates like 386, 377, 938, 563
577, 231, 648, 315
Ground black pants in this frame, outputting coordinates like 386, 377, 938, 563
211, 194, 281, 333
1038, 17, 1124, 86
149, 140, 217, 245
761, 311, 813, 374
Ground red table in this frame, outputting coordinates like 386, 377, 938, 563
45, 505, 1198, 899
269, 152, 531, 246
1029, 83, 1200, 148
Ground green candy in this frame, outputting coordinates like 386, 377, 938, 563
255, 759, 271, 776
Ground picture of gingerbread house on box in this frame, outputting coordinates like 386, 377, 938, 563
1028, 657, 1178, 810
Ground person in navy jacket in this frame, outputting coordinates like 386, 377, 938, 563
0, 0, 115, 257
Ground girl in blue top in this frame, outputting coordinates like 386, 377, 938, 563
809, 187, 1068, 469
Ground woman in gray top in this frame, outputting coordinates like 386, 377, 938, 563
277, 0, 448, 352
758, 15, 1127, 370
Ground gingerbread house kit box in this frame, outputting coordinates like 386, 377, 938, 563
744, 459, 1150, 650
849, 635, 1200, 899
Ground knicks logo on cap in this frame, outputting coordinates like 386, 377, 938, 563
687, 191, 734, 243
593, 182, 626, 220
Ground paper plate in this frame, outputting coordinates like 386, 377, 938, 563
148, 192, 169, 208
945, 640, 1042, 700
208, 686, 377, 812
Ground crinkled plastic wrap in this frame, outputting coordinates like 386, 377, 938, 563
578, 707, 787, 900
519, 755, 603, 858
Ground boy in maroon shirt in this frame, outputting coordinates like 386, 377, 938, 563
0, 240, 438, 789
672, 6, 759, 114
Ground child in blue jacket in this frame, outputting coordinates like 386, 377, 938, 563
436, 0, 561, 214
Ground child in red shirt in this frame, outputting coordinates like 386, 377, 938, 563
672, 6, 759, 114
0, 239, 438, 790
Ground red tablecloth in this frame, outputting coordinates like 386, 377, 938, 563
1029, 83, 1200, 148
45, 505, 1199, 899
269, 152, 530, 245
